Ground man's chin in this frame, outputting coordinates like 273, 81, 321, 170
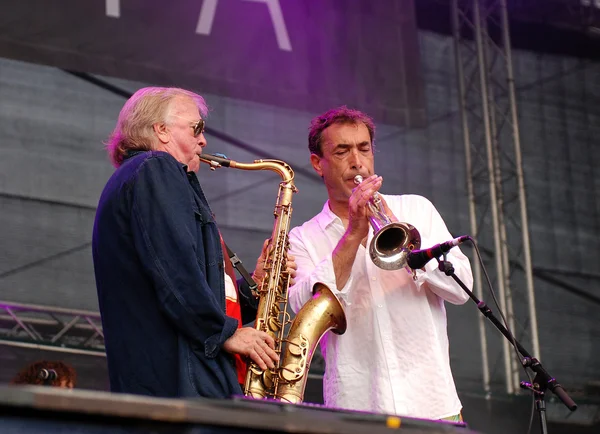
332, 189, 353, 202
187, 156, 201, 173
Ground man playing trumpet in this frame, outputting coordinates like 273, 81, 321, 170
288, 106, 473, 421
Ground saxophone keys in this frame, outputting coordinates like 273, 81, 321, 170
287, 335, 309, 356
280, 363, 305, 382
263, 369, 274, 389
268, 317, 281, 331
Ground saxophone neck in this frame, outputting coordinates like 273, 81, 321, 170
199, 153, 296, 189
198, 153, 233, 170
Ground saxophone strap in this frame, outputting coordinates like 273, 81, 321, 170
223, 241, 258, 293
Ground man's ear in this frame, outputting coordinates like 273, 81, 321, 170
153, 123, 169, 144
310, 153, 323, 177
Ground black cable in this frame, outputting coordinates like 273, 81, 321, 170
0, 242, 92, 280
62, 70, 322, 183
477, 245, 600, 306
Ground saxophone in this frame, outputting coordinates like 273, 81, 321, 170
198, 153, 347, 404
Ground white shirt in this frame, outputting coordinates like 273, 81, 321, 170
224, 266, 238, 302
288, 194, 473, 420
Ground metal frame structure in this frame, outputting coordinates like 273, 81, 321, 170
2, 0, 597, 395
0, 301, 105, 357
451, 0, 539, 395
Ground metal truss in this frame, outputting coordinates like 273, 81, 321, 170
452, 0, 539, 395
0, 301, 105, 357
510, 0, 600, 34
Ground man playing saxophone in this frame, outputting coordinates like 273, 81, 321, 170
93, 87, 291, 399
288, 106, 473, 421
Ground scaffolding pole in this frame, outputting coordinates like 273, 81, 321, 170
0, 300, 105, 356
452, 0, 539, 395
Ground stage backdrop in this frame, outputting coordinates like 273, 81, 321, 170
0, 0, 425, 127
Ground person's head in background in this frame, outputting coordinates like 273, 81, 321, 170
11, 360, 77, 389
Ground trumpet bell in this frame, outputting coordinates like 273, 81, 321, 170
353, 174, 421, 270
370, 222, 421, 270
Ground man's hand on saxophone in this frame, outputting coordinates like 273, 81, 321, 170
223, 328, 279, 371
251, 238, 298, 290
222, 236, 298, 371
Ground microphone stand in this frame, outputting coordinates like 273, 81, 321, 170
435, 256, 577, 434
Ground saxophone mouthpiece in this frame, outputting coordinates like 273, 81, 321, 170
199, 152, 231, 170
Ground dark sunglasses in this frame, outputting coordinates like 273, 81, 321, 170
191, 119, 205, 137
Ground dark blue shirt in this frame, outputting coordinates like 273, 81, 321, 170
92, 150, 256, 398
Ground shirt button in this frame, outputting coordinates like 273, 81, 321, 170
371, 277, 377, 281
378, 304, 383, 308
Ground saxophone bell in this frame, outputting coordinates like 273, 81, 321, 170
353, 175, 421, 270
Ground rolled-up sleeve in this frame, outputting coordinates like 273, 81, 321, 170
409, 197, 472, 305
130, 155, 237, 358
288, 226, 353, 314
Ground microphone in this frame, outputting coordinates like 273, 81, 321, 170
38, 369, 57, 381
406, 236, 469, 270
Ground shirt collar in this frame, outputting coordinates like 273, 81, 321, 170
316, 200, 343, 232
123, 150, 189, 172
123, 149, 146, 161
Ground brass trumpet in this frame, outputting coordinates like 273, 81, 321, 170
354, 175, 421, 270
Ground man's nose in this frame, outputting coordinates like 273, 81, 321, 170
198, 132, 207, 148
349, 149, 363, 169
